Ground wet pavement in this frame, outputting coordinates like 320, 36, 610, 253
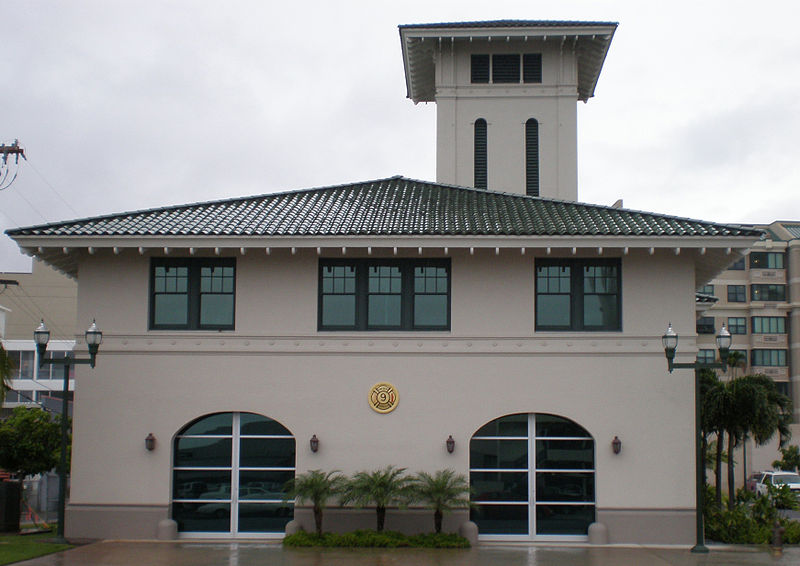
13, 541, 800, 566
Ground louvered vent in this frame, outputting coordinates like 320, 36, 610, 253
526, 118, 539, 196
523, 54, 542, 83
492, 54, 520, 83
471, 54, 489, 83
474, 119, 488, 190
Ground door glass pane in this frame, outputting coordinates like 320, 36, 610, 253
471, 472, 528, 501
238, 503, 294, 533
239, 470, 295, 497
536, 440, 594, 469
174, 438, 232, 468
470, 439, 528, 469
240, 413, 291, 436
536, 414, 591, 438
173, 470, 231, 499
173, 502, 230, 532
536, 472, 595, 502
240, 438, 296, 468
471, 504, 528, 534
536, 504, 595, 535
183, 413, 232, 436
475, 414, 527, 437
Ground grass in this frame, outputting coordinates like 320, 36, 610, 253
0, 529, 72, 565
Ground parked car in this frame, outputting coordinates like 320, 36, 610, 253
754, 471, 800, 496
746, 472, 763, 493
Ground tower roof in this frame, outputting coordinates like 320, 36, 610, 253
399, 20, 618, 103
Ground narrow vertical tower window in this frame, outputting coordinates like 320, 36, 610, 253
474, 118, 487, 190
526, 118, 539, 196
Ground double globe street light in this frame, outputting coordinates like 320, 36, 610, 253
661, 322, 731, 554
34, 319, 102, 543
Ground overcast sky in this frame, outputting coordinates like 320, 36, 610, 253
2, 0, 799, 272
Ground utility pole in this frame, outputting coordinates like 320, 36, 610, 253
1, 140, 25, 190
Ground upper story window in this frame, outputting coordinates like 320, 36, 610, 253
697, 349, 716, 364
727, 257, 745, 270
751, 284, 786, 302
696, 317, 715, 334
751, 316, 786, 334
318, 259, 450, 331
750, 252, 784, 269
751, 349, 787, 367
728, 317, 747, 334
471, 53, 542, 84
150, 258, 236, 330
727, 285, 746, 303
535, 259, 621, 331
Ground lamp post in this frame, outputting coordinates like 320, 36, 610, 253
662, 322, 730, 554
35, 319, 102, 544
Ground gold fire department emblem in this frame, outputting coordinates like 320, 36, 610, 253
369, 382, 399, 413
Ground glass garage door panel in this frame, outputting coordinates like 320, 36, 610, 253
172, 412, 295, 536
470, 413, 595, 539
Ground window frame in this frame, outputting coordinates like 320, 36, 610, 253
696, 317, 715, 335
317, 259, 451, 332
751, 349, 787, 367
535, 258, 622, 332
727, 285, 746, 303
149, 258, 236, 331
751, 284, 786, 302
727, 317, 747, 335
749, 252, 785, 269
470, 53, 543, 85
751, 316, 787, 334
727, 257, 745, 270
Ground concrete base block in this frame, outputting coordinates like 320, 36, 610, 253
588, 522, 609, 545
156, 519, 178, 540
285, 519, 302, 535
458, 521, 478, 546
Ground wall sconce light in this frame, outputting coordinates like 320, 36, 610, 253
612, 436, 622, 455
145, 433, 156, 451
310, 434, 319, 453
446, 435, 455, 454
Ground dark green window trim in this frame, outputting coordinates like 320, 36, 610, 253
727, 317, 747, 335
727, 285, 746, 302
751, 349, 787, 367
696, 317, 715, 334
318, 259, 450, 331
535, 259, 621, 332
150, 258, 236, 330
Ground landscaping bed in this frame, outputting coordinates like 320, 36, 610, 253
284, 530, 470, 548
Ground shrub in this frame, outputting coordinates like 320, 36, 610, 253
283, 529, 470, 548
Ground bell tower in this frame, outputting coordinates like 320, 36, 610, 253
400, 21, 616, 200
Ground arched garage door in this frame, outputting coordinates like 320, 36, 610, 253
470, 413, 595, 539
171, 412, 295, 537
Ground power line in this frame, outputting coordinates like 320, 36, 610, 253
24, 158, 80, 217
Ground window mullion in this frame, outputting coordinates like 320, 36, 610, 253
356, 263, 368, 330
402, 263, 413, 330
573, 261, 583, 331
188, 260, 200, 329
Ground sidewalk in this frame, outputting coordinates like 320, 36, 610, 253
13, 541, 800, 566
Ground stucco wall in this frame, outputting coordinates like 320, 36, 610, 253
433, 39, 578, 200
69, 247, 699, 540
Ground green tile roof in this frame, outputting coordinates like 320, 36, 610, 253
6, 176, 762, 239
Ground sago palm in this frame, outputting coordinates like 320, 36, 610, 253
411, 469, 471, 534
284, 469, 346, 536
341, 465, 412, 531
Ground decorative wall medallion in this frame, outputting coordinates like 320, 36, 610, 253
369, 382, 399, 414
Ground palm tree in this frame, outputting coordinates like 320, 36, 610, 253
341, 465, 412, 532
411, 469, 471, 534
724, 374, 792, 508
701, 370, 728, 506
0, 343, 13, 405
284, 469, 346, 536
